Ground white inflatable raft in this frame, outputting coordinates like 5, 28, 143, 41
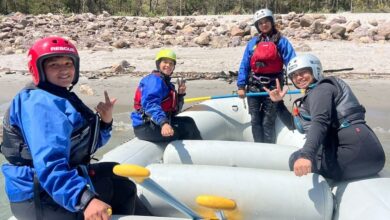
101, 97, 390, 219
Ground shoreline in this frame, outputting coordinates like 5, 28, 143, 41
1, 73, 390, 112
1, 40, 390, 77
1, 70, 390, 220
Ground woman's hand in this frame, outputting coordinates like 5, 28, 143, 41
237, 89, 246, 98
263, 78, 288, 102
293, 158, 312, 177
161, 123, 174, 137
178, 82, 186, 95
95, 91, 117, 123
84, 198, 112, 220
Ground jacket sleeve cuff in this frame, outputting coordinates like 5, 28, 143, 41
238, 86, 246, 90
275, 100, 285, 108
78, 188, 97, 211
100, 119, 113, 130
159, 119, 169, 127
178, 94, 185, 104
298, 150, 315, 162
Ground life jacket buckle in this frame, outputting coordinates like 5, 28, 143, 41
339, 120, 351, 129
140, 111, 151, 123
252, 75, 271, 84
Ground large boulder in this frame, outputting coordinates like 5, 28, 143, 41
311, 20, 326, 34
230, 25, 246, 37
194, 32, 210, 45
330, 24, 346, 39
346, 20, 361, 32
378, 21, 390, 40
328, 15, 347, 26
300, 14, 314, 27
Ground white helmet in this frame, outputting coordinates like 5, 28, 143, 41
253, 8, 274, 24
287, 54, 323, 82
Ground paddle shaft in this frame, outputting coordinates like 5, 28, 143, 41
184, 89, 305, 103
141, 179, 203, 219
113, 165, 203, 219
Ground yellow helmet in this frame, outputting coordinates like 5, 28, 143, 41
155, 49, 176, 64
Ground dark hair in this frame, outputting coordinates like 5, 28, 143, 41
43, 55, 74, 63
256, 17, 281, 43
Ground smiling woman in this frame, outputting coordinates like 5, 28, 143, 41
43, 56, 76, 88
266, 54, 386, 181
289, 67, 314, 89
236, 8, 296, 144
131, 49, 203, 143
0, 36, 151, 220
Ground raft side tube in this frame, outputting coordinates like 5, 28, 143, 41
181, 97, 306, 145
181, 98, 252, 141
332, 176, 390, 220
139, 164, 334, 220
100, 138, 165, 165
163, 140, 299, 171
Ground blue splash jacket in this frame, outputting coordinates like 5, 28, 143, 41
237, 36, 296, 88
1, 88, 111, 212
131, 72, 176, 127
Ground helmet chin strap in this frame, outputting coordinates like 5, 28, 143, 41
68, 84, 74, 91
292, 81, 318, 91
308, 83, 318, 89
37, 78, 76, 93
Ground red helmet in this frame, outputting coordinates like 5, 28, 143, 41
27, 36, 80, 86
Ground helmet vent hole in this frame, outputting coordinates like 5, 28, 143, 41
52, 39, 58, 44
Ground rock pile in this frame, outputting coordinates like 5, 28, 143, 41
1, 11, 389, 55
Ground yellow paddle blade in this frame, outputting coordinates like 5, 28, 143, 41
196, 195, 236, 210
107, 208, 112, 216
113, 164, 150, 183
184, 96, 211, 103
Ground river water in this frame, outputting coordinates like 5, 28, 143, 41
1, 81, 390, 219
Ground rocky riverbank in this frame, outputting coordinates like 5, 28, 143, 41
1, 12, 389, 81
1, 12, 389, 55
